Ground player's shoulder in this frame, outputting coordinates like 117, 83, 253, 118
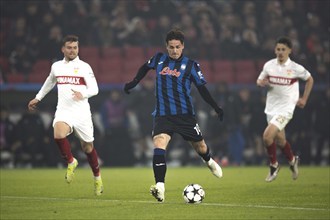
264, 58, 277, 68
51, 59, 63, 68
288, 59, 305, 71
76, 58, 93, 70
76, 58, 90, 65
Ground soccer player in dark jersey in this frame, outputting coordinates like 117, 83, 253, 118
124, 28, 224, 202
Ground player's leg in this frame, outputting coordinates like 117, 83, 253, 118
81, 141, 103, 195
150, 133, 170, 202
53, 121, 78, 183
76, 117, 103, 195
276, 130, 299, 180
190, 140, 223, 178
262, 123, 280, 182
54, 121, 74, 163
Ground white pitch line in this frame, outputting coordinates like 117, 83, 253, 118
1, 196, 328, 212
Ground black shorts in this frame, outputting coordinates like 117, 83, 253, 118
152, 114, 203, 142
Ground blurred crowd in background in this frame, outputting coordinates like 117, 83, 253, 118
0, 0, 329, 168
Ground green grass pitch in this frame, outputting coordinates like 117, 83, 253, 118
1, 166, 329, 220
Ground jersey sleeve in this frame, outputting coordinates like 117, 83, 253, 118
191, 61, 207, 86
81, 64, 99, 98
295, 63, 311, 81
257, 61, 270, 80
35, 65, 57, 101
146, 52, 162, 69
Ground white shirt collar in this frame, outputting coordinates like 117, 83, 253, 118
276, 57, 291, 66
63, 56, 80, 64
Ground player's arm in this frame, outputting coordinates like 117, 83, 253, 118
124, 63, 151, 94
196, 84, 224, 121
256, 78, 270, 87
28, 71, 57, 111
297, 75, 314, 108
79, 68, 99, 99
256, 62, 271, 88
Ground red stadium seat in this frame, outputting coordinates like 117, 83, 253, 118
28, 73, 48, 83
0, 56, 10, 73
100, 46, 123, 59
121, 57, 145, 83
212, 60, 235, 83
87, 58, 99, 74
30, 59, 51, 75
256, 59, 267, 73
146, 46, 164, 58
97, 58, 123, 84
6, 74, 26, 83
123, 46, 146, 60
79, 46, 100, 60
234, 60, 257, 84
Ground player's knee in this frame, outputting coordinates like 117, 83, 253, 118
83, 145, 93, 153
153, 134, 169, 148
262, 134, 273, 146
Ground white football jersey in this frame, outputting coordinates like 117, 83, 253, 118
35, 56, 98, 116
258, 58, 311, 117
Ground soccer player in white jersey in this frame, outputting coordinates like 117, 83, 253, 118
28, 35, 103, 195
257, 36, 314, 182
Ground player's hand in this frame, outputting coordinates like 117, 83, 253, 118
72, 89, 83, 101
215, 107, 224, 121
28, 99, 39, 111
296, 98, 307, 109
124, 79, 139, 94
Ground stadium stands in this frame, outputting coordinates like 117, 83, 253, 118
234, 60, 257, 84
212, 60, 235, 83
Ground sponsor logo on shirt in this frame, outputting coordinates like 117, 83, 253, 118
56, 76, 86, 85
268, 76, 297, 85
160, 67, 181, 77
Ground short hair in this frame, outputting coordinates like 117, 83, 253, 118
62, 35, 79, 46
165, 28, 185, 44
276, 36, 292, 49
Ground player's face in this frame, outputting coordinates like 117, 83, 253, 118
166, 39, 184, 60
275, 43, 291, 64
62, 41, 79, 61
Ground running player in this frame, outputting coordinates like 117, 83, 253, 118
257, 36, 314, 182
28, 35, 103, 195
124, 28, 224, 202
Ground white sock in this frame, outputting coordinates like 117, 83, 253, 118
156, 182, 165, 191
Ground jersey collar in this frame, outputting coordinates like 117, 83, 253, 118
63, 56, 80, 64
276, 57, 291, 66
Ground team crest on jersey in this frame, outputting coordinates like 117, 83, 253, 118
286, 69, 293, 75
180, 64, 186, 70
74, 67, 79, 74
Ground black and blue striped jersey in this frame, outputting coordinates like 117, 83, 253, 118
146, 52, 207, 117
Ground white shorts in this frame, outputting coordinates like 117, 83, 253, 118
53, 111, 94, 142
267, 113, 292, 131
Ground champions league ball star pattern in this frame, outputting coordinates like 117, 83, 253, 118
183, 184, 205, 204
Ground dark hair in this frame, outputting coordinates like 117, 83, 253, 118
165, 28, 185, 44
62, 35, 79, 46
276, 36, 292, 49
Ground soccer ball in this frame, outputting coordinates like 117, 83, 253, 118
182, 183, 205, 204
